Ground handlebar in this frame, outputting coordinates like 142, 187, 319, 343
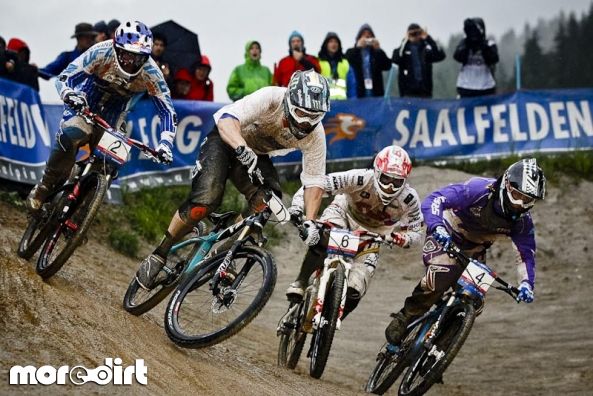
444, 242, 520, 302
79, 108, 159, 160
291, 216, 393, 247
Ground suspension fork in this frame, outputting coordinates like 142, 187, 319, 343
424, 293, 457, 349
336, 257, 351, 329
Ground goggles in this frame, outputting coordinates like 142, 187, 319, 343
506, 180, 536, 209
116, 47, 149, 73
378, 173, 405, 192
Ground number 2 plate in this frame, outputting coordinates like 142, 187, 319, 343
96, 131, 131, 164
327, 229, 360, 257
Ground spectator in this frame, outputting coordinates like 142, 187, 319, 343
151, 32, 172, 87
39, 22, 97, 79
318, 31, 356, 100
454, 18, 499, 97
107, 19, 120, 39
345, 23, 391, 98
172, 69, 192, 99
6, 38, 39, 91
94, 21, 109, 42
226, 40, 272, 101
187, 55, 214, 101
0, 36, 18, 78
392, 23, 446, 98
274, 31, 320, 87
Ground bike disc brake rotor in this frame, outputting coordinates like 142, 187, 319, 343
211, 287, 238, 313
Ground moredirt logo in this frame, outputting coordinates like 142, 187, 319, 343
9, 358, 147, 385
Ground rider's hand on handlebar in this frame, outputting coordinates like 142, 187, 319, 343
517, 281, 534, 303
300, 220, 320, 247
388, 231, 411, 248
63, 91, 88, 111
155, 141, 173, 164
288, 205, 304, 224
235, 145, 264, 185
433, 226, 452, 248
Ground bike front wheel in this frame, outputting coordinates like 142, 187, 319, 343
399, 302, 476, 396
165, 245, 276, 348
309, 263, 345, 379
17, 202, 59, 260
36, 174, 107, 279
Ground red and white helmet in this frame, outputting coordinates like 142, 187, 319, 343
373, 145, 412, 205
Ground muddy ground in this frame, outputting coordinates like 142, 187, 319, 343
1, 166, 592, 395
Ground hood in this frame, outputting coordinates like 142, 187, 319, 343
244, 40, 261, 66
7, 38, 29, 52
318, 31, 343, 61
174, 68, 192, 82
355, 23, 375, 42
191, 55, 212, 77
288, 30, 306, 54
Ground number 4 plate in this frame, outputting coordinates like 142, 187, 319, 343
459, 260, 495, 295
327, 229, 359, 257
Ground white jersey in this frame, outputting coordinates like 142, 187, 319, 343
292, 168, 424, 244
213, 87, 326, 188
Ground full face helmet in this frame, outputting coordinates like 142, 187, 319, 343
283, 69, 330, 139
499, 158, 546, 219
113, 20, 153, 78
373, 145, 412, 205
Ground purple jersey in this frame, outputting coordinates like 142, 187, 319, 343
421, 177, 536, 287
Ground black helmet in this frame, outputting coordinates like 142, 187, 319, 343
283, 69, 331, 139
499, 158, 546, 219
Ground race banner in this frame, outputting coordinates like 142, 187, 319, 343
1, 77, 592, 194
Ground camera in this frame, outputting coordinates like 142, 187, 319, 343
365, 38, 374, 45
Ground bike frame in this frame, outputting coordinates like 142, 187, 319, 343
310, 255, 351, 331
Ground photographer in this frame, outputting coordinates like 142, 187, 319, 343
345, 23, 391, 98
392, 23, 445, 98
454, 17, 499, 97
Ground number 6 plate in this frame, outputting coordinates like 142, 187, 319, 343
327, 229, 360, 257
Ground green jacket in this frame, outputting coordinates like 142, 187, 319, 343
226, 41, 273, 101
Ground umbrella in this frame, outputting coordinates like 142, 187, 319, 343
151, 20, 201, 72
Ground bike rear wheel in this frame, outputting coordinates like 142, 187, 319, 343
399, 303, 476, 396
36, 174, 107, 279
309, 263, 345, 379
165, 245, 276, 348
17, 201, 59, 260
365, 318, 428, 395
278, 300, 307, 369
123, 228, 203, 316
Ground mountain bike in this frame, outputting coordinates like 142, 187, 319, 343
278, 224, 391, 379
17, 108, 158, 279
365, 243, 520, 395
163, 191, 290, 348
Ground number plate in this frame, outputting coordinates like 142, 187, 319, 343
458, 260, 496, 295
327, 229, 360, 257
96, 131, 131, 165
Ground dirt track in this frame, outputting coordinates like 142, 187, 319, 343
1, 166, 593, 395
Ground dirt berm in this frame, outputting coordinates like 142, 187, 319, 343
1, 166, 592, 395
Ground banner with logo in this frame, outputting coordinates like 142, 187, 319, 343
1, 77, 592, 193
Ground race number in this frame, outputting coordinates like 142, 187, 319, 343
96, 132, 131, 164
327, 229, 360, 257
459, 260, 495, 295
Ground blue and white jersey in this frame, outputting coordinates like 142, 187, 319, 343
55, 40, 176, 139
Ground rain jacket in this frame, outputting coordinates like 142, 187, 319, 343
226, 41, 272, 101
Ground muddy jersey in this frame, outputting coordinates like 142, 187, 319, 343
292, 168, 424, 242
213, 86, 326, 188
422, 177, 536, 287
55, 40, 176, 142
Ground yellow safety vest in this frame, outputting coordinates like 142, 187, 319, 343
319, 59, 350, 100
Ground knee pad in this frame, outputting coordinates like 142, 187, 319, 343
179, 202, 211, 225
56, 126, 87, 152
348, 267, 370, 299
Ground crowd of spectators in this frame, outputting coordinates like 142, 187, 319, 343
0, 18, 499, 101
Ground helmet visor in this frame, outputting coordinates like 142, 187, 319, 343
116, 47, 149, 74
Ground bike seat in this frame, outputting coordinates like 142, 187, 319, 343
208, 211, 238, 228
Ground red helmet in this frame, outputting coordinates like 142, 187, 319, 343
373, 145, 412, 205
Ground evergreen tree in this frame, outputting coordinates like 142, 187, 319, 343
522, 32, 548, 89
